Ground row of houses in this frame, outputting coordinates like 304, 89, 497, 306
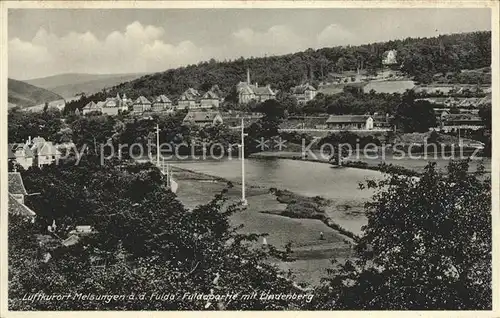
8, 137, 63, 169
83, 86, 224, 116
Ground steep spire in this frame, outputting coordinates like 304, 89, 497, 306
246, 68, 250, 84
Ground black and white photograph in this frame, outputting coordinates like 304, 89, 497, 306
3, 2, 497, 312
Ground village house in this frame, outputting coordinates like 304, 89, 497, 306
8, 143, 34, 170
178, 88, 202, 109
438, 113, 484, 132
325, 115, 375, 130
82, 93, 129, 115
237, 69, 276, 104
82, 101, 102, 115
200, 90, 220, 108
8, 172, 36, 221
101, 93, 129, 115
30, 136, 62, 167
133, 96, 152, 113
152, 95, 173, 112
183, 111, 223, 126
290, 83, 317, 104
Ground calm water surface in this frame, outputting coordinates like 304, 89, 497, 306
172, 158, 381, 201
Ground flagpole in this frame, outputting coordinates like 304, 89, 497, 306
241, 118, 248, 206
156, 124, 160, 167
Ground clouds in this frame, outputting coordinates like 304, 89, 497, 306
9, 21, 355, 80
9, 21, 206, 79
317, 24, 357, 47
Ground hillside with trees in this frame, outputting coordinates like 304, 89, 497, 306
64, 31, 490, 114
8, 79, 63, 109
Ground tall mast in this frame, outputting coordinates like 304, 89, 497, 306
241, 118, 247, 206
156, 124, 160, 166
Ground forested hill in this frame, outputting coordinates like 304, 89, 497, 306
8, 78, 63, 109
65, 31, 490, 113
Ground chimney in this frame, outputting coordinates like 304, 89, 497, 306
255, 82, 258, 88
28, 136, 32, 144
246, 68, 250, 84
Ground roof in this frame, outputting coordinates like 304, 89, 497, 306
8, 146, 15, 159
102, 98, 120, 108
442, 114, 482, 121
291, 83, 316, 94
31, 142, 62, 157
83, 101, 97, 109
326, 115, 371, 124
134, 96, 151, 105
8, 194, 36, 217
252, 85, 275, 96
180, 88, 201, 101
202, 91, 219, 100
8, 172, 28, 195
11, 143, 34, 158
62, 234, 81, 247
154, 95, 171, 103
183, 111, 222, 123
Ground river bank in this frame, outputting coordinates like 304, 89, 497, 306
249, 151, 491, 174
169, 165, 361, 284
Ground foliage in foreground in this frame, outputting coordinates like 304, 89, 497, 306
9, 158, 303, 310
9, 158, 491, 310
310, 160, 491, 310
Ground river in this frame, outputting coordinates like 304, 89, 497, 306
171, 157, 381, 201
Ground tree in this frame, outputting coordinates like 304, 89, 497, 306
395, 91, 437, 133
312, 160, 491, 310
11, 159, 304, 310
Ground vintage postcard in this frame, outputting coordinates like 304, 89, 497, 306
1, 1, 498, 316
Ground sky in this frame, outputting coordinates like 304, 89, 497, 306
8, 8, 492, 80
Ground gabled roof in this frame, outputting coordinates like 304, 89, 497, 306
180, 88, 201, 101
102, 98, 120, 108
83, 101, 97, 109
134, 96, 151, 105
252, 85, 275, 96
8, 145, 16, 159
8, 194, 36, 217
11, 143, 34, 158
183, 111, 222, 123
238, 84, 255, 95
8, 172, 28, 195
326, 115, 371, 124
291, 83, 316, 94
31, 142, 61, 157
154, 95, 172, 103
202, 91, 219, 100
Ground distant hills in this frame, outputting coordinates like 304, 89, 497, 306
59, 31, 490, 114
8, 78, 63, 109
25, 72, 148, 99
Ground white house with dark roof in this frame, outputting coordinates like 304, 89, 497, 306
133, 96, 152, 113
9, 143, 34, 169
100, 93, 129, 115
178, 88, 201, 109
291, 83, 317, 104
152, 95, 172, 112
200, 90, 220, 108
183, 111, 223, 126
30, 137, 62, 167
82, 101, 102, 115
